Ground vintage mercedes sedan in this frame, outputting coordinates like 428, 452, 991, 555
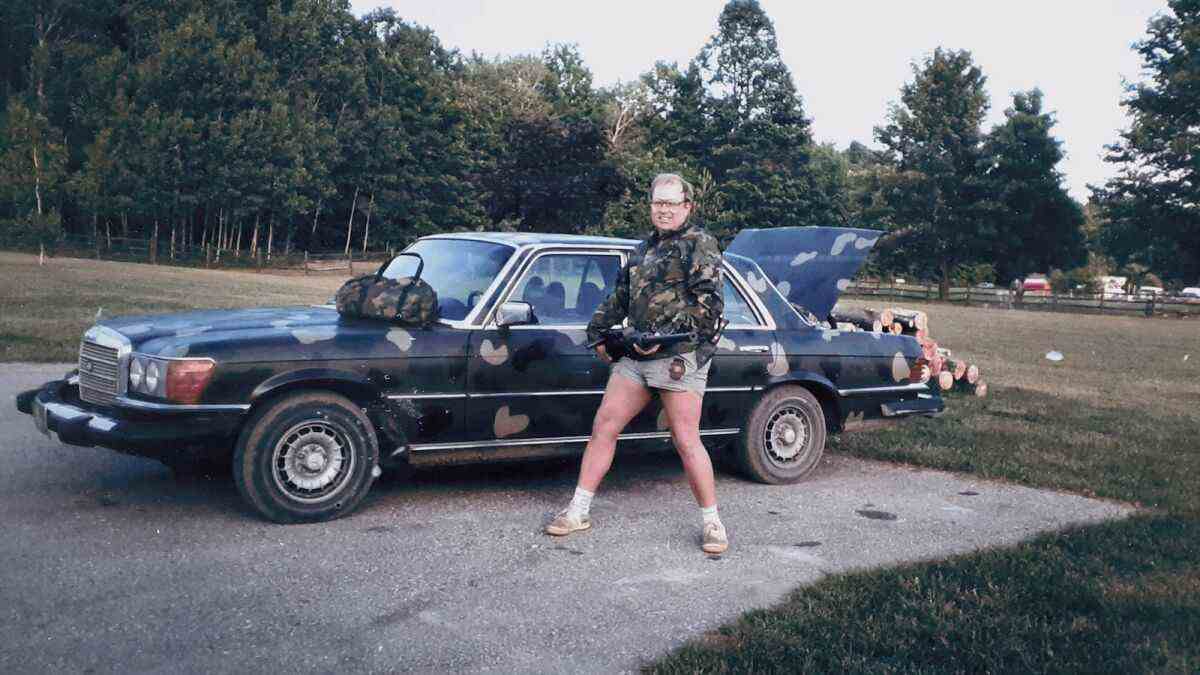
17, 227, 943, 523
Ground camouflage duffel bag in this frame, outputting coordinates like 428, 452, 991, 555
335, 274, 438, 327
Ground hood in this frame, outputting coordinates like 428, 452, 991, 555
99, 306, 340, 356
727, 226, 879, 320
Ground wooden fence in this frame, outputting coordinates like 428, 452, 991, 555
845, 281, 1200, 318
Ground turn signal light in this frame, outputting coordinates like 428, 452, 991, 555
165, 360, 215, 404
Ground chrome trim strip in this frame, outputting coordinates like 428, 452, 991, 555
408, 427, 741, 452
468, 390, 606, 398
396, 386, 755, 400
837, 383, 929, 396
115, 396, 250, 412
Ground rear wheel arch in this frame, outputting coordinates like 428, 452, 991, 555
761, 377, 841, 432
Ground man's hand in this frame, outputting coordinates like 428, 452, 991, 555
595, 344, 612, 363
632, 343, 661, 356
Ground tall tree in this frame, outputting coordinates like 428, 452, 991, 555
983, 89, 1086, 282
690, 0, 833, 237
875, 48, 994, 296
1094, 0, 1200, 283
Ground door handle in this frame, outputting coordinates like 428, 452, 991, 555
739, 345, 770, 353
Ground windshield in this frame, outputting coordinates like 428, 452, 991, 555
382, 239, 515, 321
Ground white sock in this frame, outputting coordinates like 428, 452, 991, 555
566, 486, 594, 519
701, 504, 720, 527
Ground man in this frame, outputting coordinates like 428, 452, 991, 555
545, 173, 728, 554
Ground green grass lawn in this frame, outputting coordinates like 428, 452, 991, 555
2, 254, 1197, 671
651, 300, 1200, 673
0, 252, 346, 362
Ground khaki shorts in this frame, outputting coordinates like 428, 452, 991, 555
611, 350, 710, 395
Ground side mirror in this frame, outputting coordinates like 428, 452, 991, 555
495, 301, 533, 328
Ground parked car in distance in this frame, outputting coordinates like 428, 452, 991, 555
16, 227, 943, 524
1180, 287, 1200, 301
1137, 286, 1165, 299
975, 282, 995, 289
1022, 276, 1051, 292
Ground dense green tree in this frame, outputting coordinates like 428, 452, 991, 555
875, 48, 994, 296
982, 89, 1086, 282
1095, 0, 1200, 283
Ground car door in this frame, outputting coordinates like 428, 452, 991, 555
464, 249, 624, 445
701, 265, 777, 438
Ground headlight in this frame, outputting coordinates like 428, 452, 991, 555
127, 355, 215, 403
129, 358, 144, 389
145, 360, 161, 393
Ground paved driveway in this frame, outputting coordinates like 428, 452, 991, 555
1, 364, 1133, 674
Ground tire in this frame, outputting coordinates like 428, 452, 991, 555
233, 390, 379, 523
739, 385, 827, 484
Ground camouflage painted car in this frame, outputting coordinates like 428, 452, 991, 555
16, 227, 943, 523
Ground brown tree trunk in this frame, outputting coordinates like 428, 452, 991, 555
266, 216, 274, 261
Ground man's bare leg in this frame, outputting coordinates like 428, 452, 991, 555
660, 389, 715, 506
578, 373, 652, 492
661, 388, 727, 553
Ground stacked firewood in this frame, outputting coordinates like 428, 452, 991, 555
830, 305, 988, 398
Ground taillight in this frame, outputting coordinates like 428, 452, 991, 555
165, 360, 215, 404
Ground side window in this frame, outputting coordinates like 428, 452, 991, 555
723, 276, 763, 326
510, 253, 621, 326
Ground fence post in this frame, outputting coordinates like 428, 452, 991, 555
304, 251, 310, 276
348, 249, 354, 275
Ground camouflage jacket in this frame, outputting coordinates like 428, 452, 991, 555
586, 221, 724, 365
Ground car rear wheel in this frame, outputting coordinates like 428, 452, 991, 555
234, 391, 379, 523
739, 385, 826, 484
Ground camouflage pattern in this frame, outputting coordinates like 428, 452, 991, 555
586, 222, 725, 366
21, 230, 941, 478
335, 275, 438, 327
727, 226, 880, 321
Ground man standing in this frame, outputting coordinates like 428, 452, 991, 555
545, 174, 728, 554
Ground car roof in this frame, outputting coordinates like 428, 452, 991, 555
421, 231, 641, 248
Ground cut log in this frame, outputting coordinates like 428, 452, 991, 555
938, 370, 955, 391
965, 363, 980, 384
929, 354, 945, 375
889, 322, 903, 335
919, 338, 938, 361
878, 308, 894, 326
945, 358, 967, 381
908, 358, 931, 384
872, 319, 883, 333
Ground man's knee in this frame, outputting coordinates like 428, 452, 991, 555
673, 439, 708, 461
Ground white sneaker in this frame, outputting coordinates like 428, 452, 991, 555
545, 510, 591, 536
702, 522, 729, 554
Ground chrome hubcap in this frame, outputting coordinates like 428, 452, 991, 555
765, 407, 808, 464
272, 421, 355, 504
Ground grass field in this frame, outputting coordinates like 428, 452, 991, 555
1, 253, 1197, 671
0, 252, 346, 362
652, 299, 1200, 673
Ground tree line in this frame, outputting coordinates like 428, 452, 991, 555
1, 0, 1196, 290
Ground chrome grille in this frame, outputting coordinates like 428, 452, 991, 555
79, 340, 120, 406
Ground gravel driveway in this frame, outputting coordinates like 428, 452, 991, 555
1, 364, 1134, 674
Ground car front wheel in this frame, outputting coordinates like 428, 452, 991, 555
234, 391, 379, 523
739, 385, 827, 484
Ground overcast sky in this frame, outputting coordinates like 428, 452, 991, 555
350, 1, 1170, 201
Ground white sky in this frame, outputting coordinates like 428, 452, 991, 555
351, 0, 1170, 201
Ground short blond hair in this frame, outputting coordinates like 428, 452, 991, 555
648, 173, 694, 203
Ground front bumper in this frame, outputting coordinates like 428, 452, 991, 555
16, 376, 246, 460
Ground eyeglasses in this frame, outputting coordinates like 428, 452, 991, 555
650, 200, 690, 210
